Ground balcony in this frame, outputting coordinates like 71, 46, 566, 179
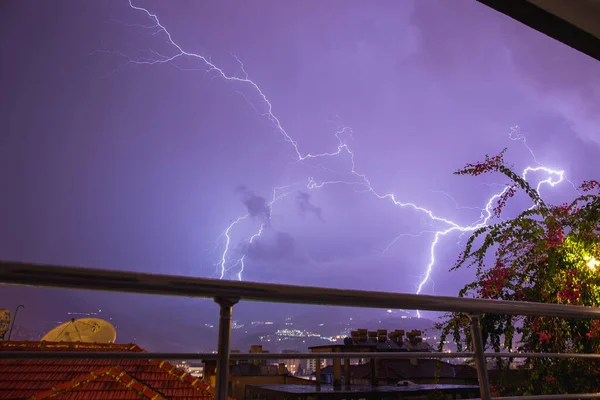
2, 260, 600, 400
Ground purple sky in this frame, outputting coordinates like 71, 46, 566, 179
1, 0, 599, 350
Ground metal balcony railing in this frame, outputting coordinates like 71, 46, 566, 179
1, 260, 600, 400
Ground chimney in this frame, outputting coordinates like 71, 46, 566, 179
389, 329, 405, 343
357, 328, 368, 342
249, 345, 268, 365
407, 330, 423, 347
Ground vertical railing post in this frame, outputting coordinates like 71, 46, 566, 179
332, 348, 342, 390
470, 314, 492, 400
344, 357, 351, 389
315, 358, 321, 389
214, 297, 239, 400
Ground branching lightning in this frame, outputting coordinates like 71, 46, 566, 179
215, 185, 294, 280
120, 2, 572, 317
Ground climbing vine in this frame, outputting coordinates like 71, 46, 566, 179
437, 149, 600, 396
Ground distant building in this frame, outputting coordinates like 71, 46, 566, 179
0, 341, 232, 400
202, 345, 313, 399
278, 349, 300, 375
234, 328, 480, 399
300, 357, 318, 375
320, 358, 478, 386
178, 361, 204, 378
309, 328, 474, 389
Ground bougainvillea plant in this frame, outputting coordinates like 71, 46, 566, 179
437, 149, 600, 396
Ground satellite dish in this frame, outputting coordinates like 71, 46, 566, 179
41, 318, 116, 344
0, 309, 11, 339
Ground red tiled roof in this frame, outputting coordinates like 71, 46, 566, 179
31, 365, 165, 400
0, 341, 233, 400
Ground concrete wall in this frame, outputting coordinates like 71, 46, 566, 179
231, 375, 312, 400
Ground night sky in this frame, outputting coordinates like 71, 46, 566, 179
1, 0, 599, 351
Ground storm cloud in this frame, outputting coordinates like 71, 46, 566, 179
296, 191, 323, 222
236, 186, 271, 222
2, 0, 599, 351
247, 230, 296, 261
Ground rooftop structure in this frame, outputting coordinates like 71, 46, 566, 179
245, 382, 480, 400
202, 345, 312, 399
310, 328, 434, 353
0, 341, 233, 400
40, 318, 116, 343
320, 358, 478, 384
308, 328, 444, 390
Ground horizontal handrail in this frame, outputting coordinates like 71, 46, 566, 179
2, 351, 600, 360
486, 396, 600, 400
2, 261, 600, 318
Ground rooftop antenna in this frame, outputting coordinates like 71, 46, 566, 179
7, 305, 24, 341
41, 318, 117, 343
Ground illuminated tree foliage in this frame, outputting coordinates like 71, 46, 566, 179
437, 149, 600, 396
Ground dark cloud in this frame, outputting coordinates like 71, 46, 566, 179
247, 230, 295, 261
503, 27, 600, 145
408, 0, 600, 146
296, 191, 323, 222
235, 186, 270, 221
409, 0, 506, 77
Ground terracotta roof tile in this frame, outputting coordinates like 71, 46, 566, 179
30, 366, 165, 400
0, 341, 232, 400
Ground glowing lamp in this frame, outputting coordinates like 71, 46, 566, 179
585, 256, 599, 271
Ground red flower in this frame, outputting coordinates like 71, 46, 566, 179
580, 180, 600, 192
490, 384, 502, 396
550, 203, 571, 217
538, 331, 552, 343
493, 185, 517, 217
546, 224, 564, 248
461, 152, 506, 176
557, 271, 581, 304
587, 321, 600, 339
478, 264, 512, 299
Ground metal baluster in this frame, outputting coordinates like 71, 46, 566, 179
214, 297, 239, 400
470, 314, 492, 400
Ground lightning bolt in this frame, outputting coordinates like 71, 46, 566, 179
216, 186, 294, 280
238, 223, 265, 281
511, 125, 578, 193
217, 215, 248, 280
117, 2, 571, 316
